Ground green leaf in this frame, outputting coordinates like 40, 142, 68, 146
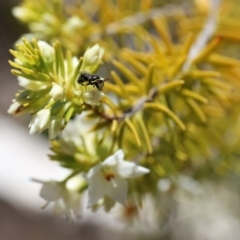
125, 118, 141, 146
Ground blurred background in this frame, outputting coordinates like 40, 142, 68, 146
1, 0, 240, 240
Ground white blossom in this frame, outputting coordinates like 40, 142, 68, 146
81, 44, 104, 73
38, 181, 81, 220
84, 149, 150, 207
29, 109, 51, 134
50, 82, 64, 100
83, 89, 104, 106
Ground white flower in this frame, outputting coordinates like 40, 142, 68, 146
38, 40, 55, 63
38, 181, 81, 220
84, 149, 150, 207
50, 82, 64, 100
29, 109, 51, 134
81, 44, 104, 73
83, 89, 104, 106
62, 16, 85, 34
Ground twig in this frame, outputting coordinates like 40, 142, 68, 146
182, 0, 222, 72
90, 4, 192, 39
96, 85, 159, 121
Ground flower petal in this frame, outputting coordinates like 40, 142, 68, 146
84, 163, 102, 180
103, 155, 117, 167
103, 149, 124, 167
29, 109, 51, 134
105, 176, 128, 205
40, 182, 63, 201
49, 119, 63, 139
117, 161, 150, 179
86, 172, 106, 207
115, 149, 124, 160
53, 198, 72, 221
62, 190, 81, 219
8, 101, 23, 115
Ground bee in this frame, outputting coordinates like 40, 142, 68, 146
77, 72, 109, 91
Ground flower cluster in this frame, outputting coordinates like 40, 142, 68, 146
8, 39, 105, 138
36, 149, 149, 219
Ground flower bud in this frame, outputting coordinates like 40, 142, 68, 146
49, 119, 63, 139
29, 109, 51, 134
12, 6, 32, 22
38, 40, 55, 63
50, 82, 64, 100
62, 16, 85, 34
81, 44, 104, 73
8, 101, 24, 116
83, 89, 104, 106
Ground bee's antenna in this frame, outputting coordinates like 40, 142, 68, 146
104, 77, 110, 82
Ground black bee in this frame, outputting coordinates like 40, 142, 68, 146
77, 72, 109, 91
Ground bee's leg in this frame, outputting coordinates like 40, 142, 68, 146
95, 83, 101, 91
